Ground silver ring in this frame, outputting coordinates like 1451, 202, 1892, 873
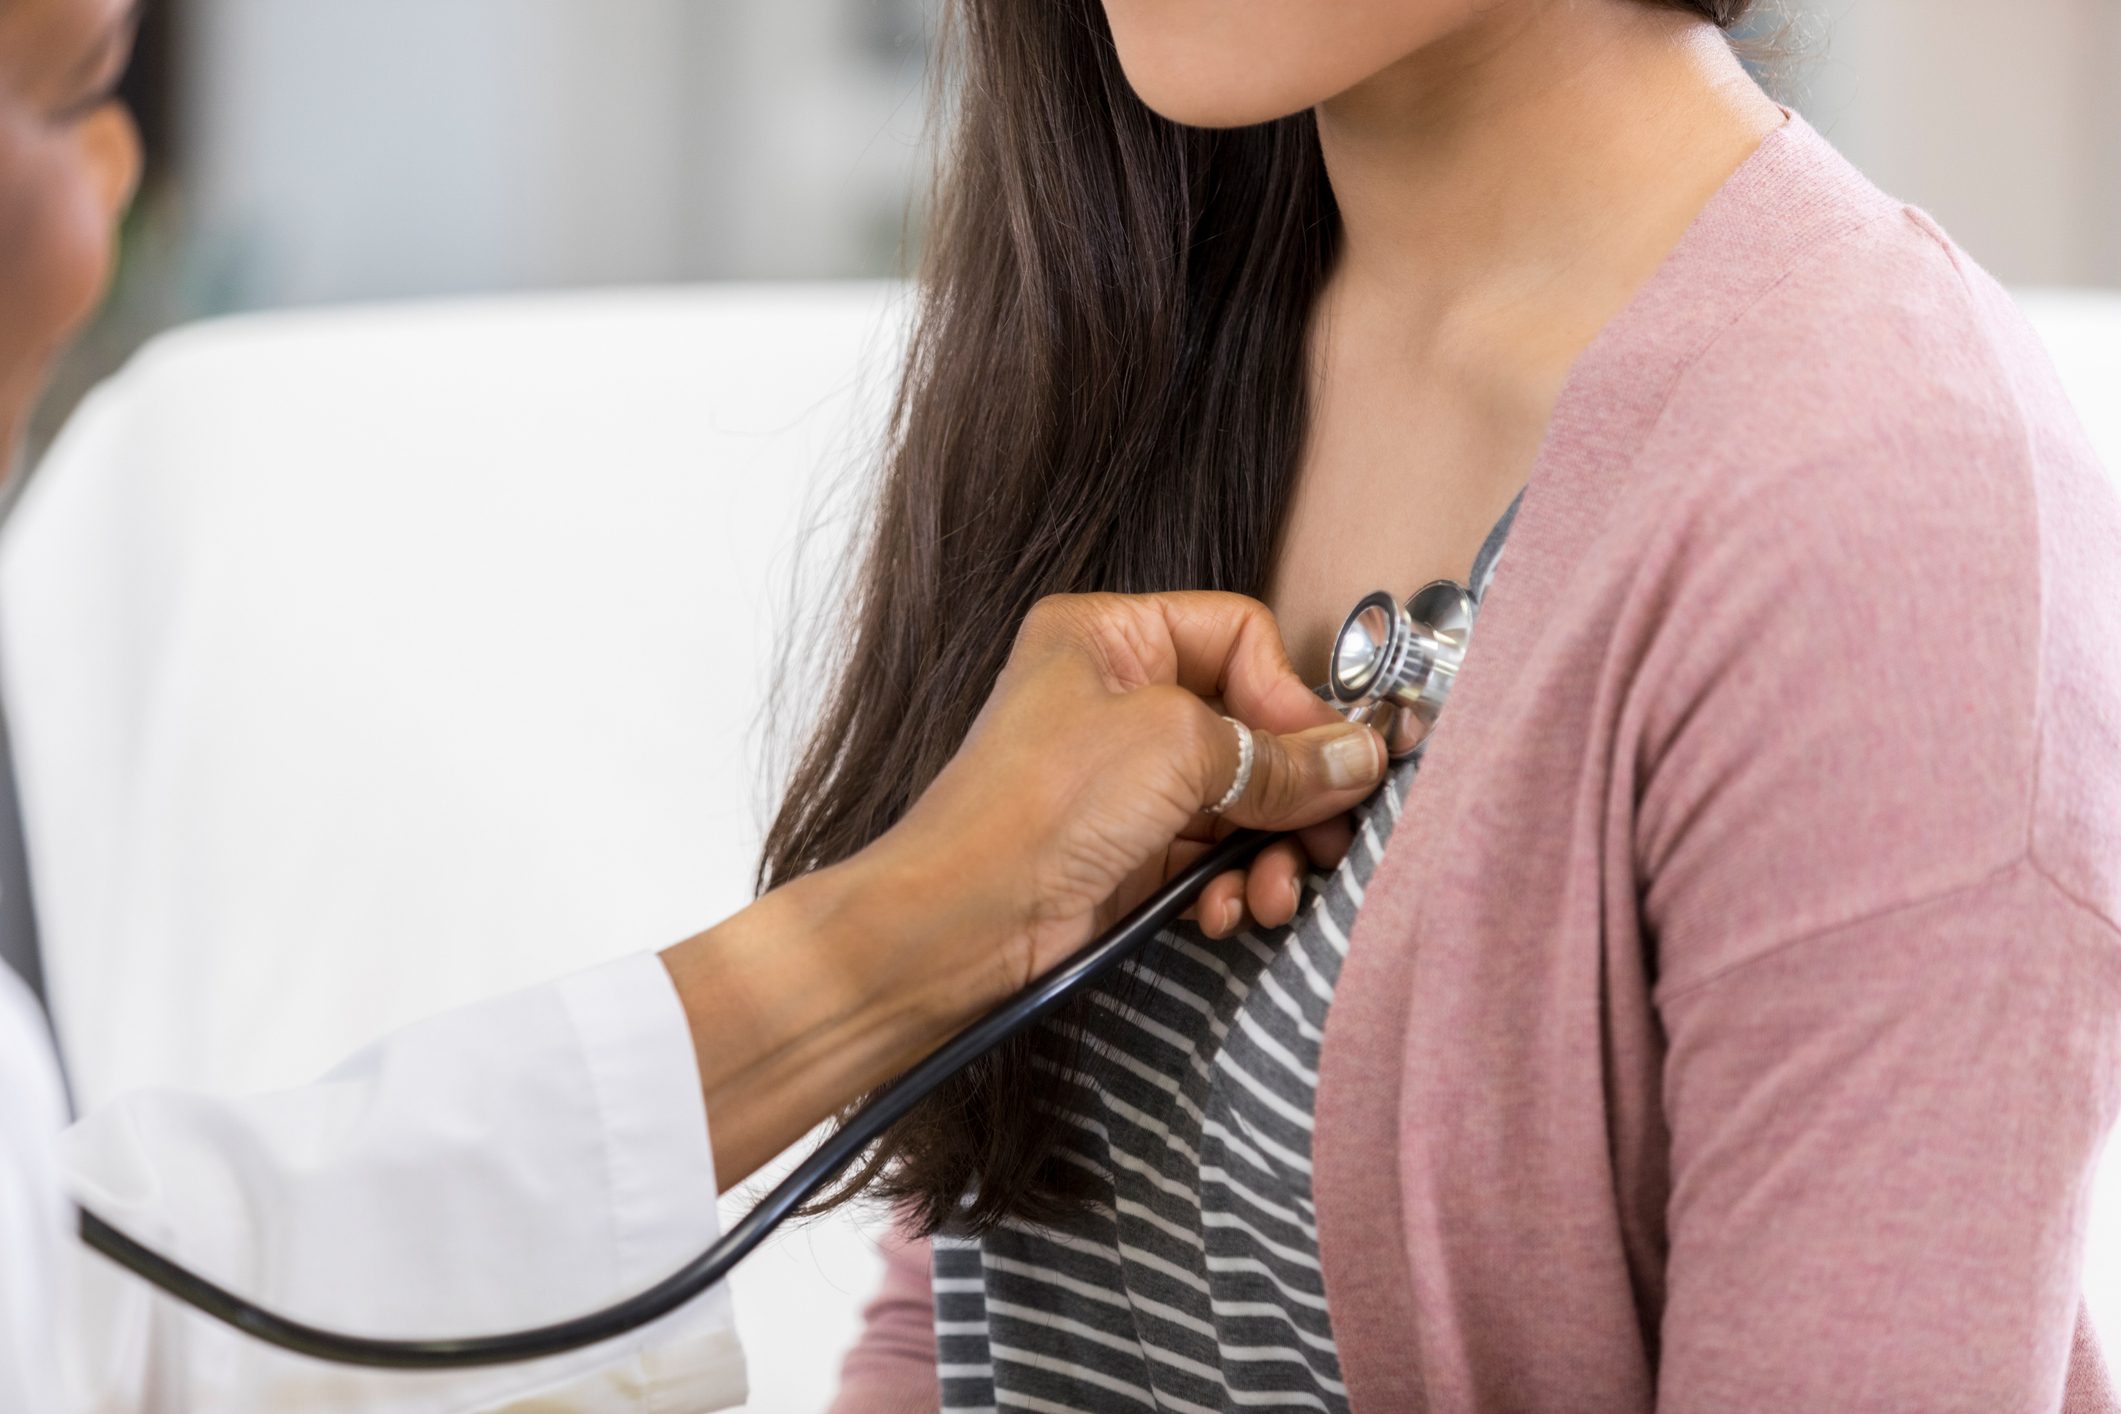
1204, 715, 1254, 816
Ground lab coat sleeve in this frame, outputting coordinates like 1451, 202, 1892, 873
54, 950, 747, 1414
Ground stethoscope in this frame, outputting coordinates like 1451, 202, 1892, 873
75, 578, 1479, 1369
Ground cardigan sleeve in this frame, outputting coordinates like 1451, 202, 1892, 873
830, 1224, 940, 1413
1628, 323, 2121, 1408
1651, 863, 2121, 1410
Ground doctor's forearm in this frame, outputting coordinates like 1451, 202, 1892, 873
659, 846, 1000, 1188
654, 590, 1382, 1187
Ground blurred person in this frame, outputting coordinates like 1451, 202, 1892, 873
0, 0, 1396, 1407
803, 0, 2121, 1410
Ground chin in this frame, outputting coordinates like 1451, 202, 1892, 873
1119, 72, 1335, 130
1102, 0, 1465, 129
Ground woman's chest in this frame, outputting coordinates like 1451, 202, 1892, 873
1307, 521, 1681, 1409
1264, 367, 1549, 687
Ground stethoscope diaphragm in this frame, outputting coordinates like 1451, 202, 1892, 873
1327, 579, 1476, 760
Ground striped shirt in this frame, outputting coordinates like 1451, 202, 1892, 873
930, 489, 1523, 1413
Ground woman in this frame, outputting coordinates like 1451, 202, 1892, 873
803, 0, 2121, 1410
0, 0, 1393, 1407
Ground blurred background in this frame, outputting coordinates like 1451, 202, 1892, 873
7, 3, 2116, 1410
32, 0, 2121, 452
32, 0, 943, 447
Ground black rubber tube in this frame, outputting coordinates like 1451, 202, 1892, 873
77, 825, 1280, 1369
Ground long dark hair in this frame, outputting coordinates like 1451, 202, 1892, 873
757, 0, 1759, 1237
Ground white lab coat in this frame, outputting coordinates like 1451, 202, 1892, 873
0, 951, 747, 1412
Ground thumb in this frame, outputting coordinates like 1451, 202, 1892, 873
1220, 719, 1388, 830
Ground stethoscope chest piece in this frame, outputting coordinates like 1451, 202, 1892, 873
1328, 579, 1476, 761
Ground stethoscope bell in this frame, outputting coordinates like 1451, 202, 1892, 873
1328, 580, 1476, 760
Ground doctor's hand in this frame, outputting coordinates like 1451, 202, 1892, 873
662, 591, 1386, 1186
876, 590, 1387, 998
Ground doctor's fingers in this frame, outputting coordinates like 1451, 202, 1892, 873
1206, 716, 1386, 835
1174, 714, 1384, 936
1173, 819, 1354, 936
1013, 590, 1347, 739
1184, 837, 1310, 938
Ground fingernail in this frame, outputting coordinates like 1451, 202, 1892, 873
1322, 725, 1382, 789
1221, 899, 1243, 934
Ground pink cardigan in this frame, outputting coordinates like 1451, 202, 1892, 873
832, 109, 2121, 1412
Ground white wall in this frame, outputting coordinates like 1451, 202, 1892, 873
1786, 0, 2121, 285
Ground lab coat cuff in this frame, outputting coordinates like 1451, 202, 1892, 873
552, 951, 747, 1410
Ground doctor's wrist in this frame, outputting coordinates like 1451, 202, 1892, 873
657, 844, 1001, 1187
826, 831, 1027, 1033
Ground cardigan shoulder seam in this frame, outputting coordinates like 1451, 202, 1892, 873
1895, 200, 2066, 934
1654, 846, 2035, 1006
2030, 846, 2121, 943
1637, 202, 2060, 1006
1624, 203, 1909, 466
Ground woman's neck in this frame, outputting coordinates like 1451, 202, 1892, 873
1260, 4, 1785, 680
1311, 2, 1785, 395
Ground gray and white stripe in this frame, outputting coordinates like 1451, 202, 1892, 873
931, 490, 1520, 1413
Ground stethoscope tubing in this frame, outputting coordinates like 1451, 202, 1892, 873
76, 824, 1281, 1369
74, 566, 1474, 1368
